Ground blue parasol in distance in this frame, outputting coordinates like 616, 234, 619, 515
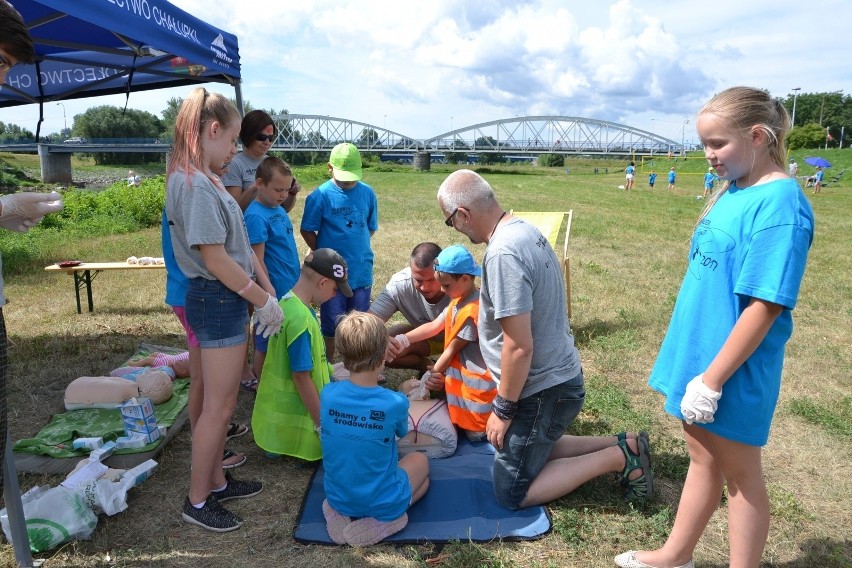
804, 156, 832, 168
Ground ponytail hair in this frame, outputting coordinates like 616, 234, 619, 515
167, 88, 239, 185
695, 87, 790, 224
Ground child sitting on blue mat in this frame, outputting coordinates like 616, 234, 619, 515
319, 311, 430, 546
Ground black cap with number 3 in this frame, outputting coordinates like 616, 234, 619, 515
304, 248, 353, 297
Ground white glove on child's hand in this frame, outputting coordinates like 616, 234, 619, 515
385, 333, 410, 362
393, 334, 410, 349
0, 191, 63, 232
681, 374, 722, 424
254, 294, 284, 338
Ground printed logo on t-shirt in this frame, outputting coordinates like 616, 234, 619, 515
689, 222, 735, 280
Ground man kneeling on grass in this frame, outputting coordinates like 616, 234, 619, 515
319, 312, 430, 546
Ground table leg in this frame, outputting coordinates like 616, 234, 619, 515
72, 270, 95, 313
73, 271, 83, 314
83, 270, 94, 312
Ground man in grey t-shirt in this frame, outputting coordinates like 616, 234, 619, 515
370, 242, 450, 371
437, 170, 652, 511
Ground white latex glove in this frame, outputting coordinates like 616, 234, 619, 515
254, 294, 284, 338
385, 333, 410, 363
407, 371, 431, 401
0, 191, 63, 232
680, 374, 722, 424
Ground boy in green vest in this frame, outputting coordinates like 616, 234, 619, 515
251, 249, 352, 461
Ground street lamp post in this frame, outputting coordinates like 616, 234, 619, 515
790, 87, 801, 128
56, 102, 66, 135
681, 119, 690, 155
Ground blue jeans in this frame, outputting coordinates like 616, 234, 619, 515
492, 374, 585, 509
186, 278, 249, 348
319, 286, 371, 337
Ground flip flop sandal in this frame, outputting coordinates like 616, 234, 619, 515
616, 435, 655, 499
240, 379, 258, 393
226, 422, 249, 440
222, 449, 247, 469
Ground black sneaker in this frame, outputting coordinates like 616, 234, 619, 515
181, 495, 243, 532
211, 472, 263, 502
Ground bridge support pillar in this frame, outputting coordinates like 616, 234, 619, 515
38, 145, 72, 184
413, 151, 431, 172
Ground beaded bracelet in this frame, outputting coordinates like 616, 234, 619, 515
492, 395, 519, 420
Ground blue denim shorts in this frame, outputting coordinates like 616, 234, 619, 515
186, 277, 249, 348
492, 373, 586, 509
319, 286, 372, 337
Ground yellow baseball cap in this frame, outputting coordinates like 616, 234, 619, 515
328, 143, 363, 182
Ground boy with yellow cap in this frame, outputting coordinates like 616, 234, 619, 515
300, 143, 378, 360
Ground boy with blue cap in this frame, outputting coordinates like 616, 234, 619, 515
393, 244, 495, 440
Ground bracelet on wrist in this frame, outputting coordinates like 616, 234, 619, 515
492, 394, 519, 420
236, 279, 254, 296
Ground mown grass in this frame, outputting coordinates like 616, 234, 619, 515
0, 153, 850, 567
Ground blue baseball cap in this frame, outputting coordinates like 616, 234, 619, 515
434, 244, 481, 276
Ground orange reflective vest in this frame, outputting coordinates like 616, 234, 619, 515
443, 296, 496, 432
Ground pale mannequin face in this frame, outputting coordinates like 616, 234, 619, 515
256, 171, 294, 208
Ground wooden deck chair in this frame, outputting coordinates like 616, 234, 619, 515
510, 210, 574, 319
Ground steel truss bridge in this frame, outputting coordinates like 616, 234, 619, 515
269, 114, 680, 156
1, 115, 680, 156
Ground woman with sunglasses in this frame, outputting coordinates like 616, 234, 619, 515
223, 110, 278, 211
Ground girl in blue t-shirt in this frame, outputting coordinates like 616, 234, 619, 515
615, 87, 814, 568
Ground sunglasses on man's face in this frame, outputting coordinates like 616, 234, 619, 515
445, 207, 461, 227
255, 133, 275, 142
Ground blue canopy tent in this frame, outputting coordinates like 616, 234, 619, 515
0, 0, 243, 138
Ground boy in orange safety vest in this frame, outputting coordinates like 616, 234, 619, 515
392, 244, 495, 441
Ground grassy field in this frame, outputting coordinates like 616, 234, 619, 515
0, 155, 849, 567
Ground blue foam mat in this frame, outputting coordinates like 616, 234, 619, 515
294, 438, 551, 544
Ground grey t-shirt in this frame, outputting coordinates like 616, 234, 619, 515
370, 267, 450, 328
166, 168, 254, 280
221, 151, 264, 191
479, 218, 581, 399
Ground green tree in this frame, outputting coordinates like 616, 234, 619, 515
0, 122, 35, 143
787, 123, 828, 150
474, 136, 505, 164
357, 128, 380, 147
783, 91, 852, 146
74, 106, 164, 164
160, 97, 182, 141
538, 153, 565, 167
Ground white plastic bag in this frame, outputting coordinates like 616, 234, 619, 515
0, 486, 97, 553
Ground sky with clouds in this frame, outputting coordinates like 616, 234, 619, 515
3, 0, 849, 145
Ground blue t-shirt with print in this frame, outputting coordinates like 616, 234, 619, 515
300, 179, 378, 288
244, 201, 300, 298
320, 381, 410, 521
649, 178, 813, 446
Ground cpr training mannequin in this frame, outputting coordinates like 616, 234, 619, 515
64, 370, 173, 410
